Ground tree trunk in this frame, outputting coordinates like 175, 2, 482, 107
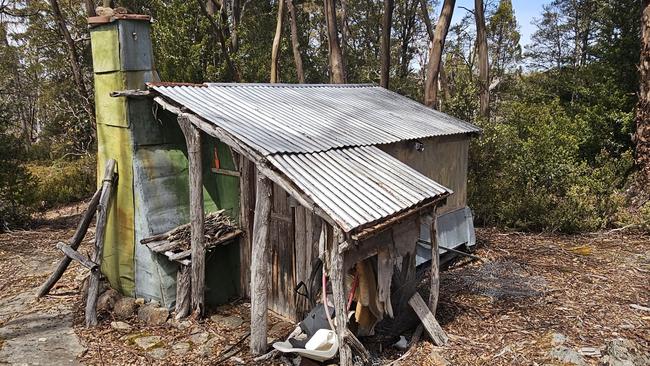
340, 0, 350, 66
475, 0, 489, 118
49, 0, 95, 125
380, 0, 394, 88
286, 0, 305, 83
232, 0, 241, 52
85, 0, 96, 17
323, 0, 346, 83
424, 0, 455, 108
636, 0, 650, 183
200, 0, 241, 82
271, 0, 285, 83
419, 0, 434, 41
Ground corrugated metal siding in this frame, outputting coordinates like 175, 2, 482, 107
151, 83, 480, 155
267, 146, 451, 232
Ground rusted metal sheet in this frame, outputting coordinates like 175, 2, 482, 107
267, 146, 451, 233
151, 83, 481, 155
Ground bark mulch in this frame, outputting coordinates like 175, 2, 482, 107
2, 204, 648, 365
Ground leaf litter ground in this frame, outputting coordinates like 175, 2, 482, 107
0, 204, 648, 365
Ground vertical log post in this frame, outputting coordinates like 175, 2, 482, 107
428, 206, 440, 315
178, 115, 205, 318
85, 159, 117, 327
250, 174, 272, 355
331, 227, 352, 366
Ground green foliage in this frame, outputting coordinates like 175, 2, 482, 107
0, 133, 38, 230
468, 97, 634, 232
0, 0, 644, 234
28, 156, 96, 211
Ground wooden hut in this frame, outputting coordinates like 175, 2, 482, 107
88, 14, 480, 361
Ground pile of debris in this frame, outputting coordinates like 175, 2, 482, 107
140, 210, 241, 265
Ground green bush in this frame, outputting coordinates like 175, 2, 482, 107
0, 134, 38, 230
468, 98, 634, 233
28, 156, 96, 210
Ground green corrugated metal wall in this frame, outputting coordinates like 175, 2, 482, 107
90, 18, 240, 306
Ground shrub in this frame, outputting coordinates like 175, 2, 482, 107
28, 155, 96, 210
0, 134, 38, 230
468, 99, 633, 233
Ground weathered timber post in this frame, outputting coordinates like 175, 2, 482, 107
175, 264, 191, 319
331, 227, 353, 366
250, 173, 272, 355
37, 188, 101, 298
428, 206, 439, 314
239, 157, 254, 297
86, 159, 117, 326
178, 115, 205, 318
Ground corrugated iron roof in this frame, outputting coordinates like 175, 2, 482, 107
267, 146, 451, 232
150, 83, 465, 234
151, 83, 480, 155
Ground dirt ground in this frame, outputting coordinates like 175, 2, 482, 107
0, 203, 648, 365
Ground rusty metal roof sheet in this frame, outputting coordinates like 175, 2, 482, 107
151, 83, 480, 155
268, 146, 451, 232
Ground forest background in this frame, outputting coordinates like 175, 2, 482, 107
1, 0, 648, 233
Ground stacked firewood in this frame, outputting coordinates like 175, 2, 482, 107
141, 210, 239, 252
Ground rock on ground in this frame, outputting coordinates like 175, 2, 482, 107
0, 289, 85, 365
210, 314, 244, 329
549, 346, 587, 366
114, 297, 138, 319
97, 288, 121, 312
171, 342, 191, 356
110, 321, 133, 331
148, 347, 168, 360
601, 338, 650, 366
133, 335, 162, 350
137, 305, 169, 326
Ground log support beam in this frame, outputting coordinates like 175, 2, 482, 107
331, 227, 353, 366
86, 159, 117, 327
56, 242, 98, 271
406, 206, 448, 346
250, 173, 272, 355
178, 116, 205, 318
37, 188, 102, 298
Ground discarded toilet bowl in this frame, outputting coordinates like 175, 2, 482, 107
273, 329, 339, 362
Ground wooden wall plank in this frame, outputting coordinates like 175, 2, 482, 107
378, 135, 469, 215
268, 183, 297, 321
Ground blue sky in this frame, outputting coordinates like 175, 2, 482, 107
441, 0, 549, 47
